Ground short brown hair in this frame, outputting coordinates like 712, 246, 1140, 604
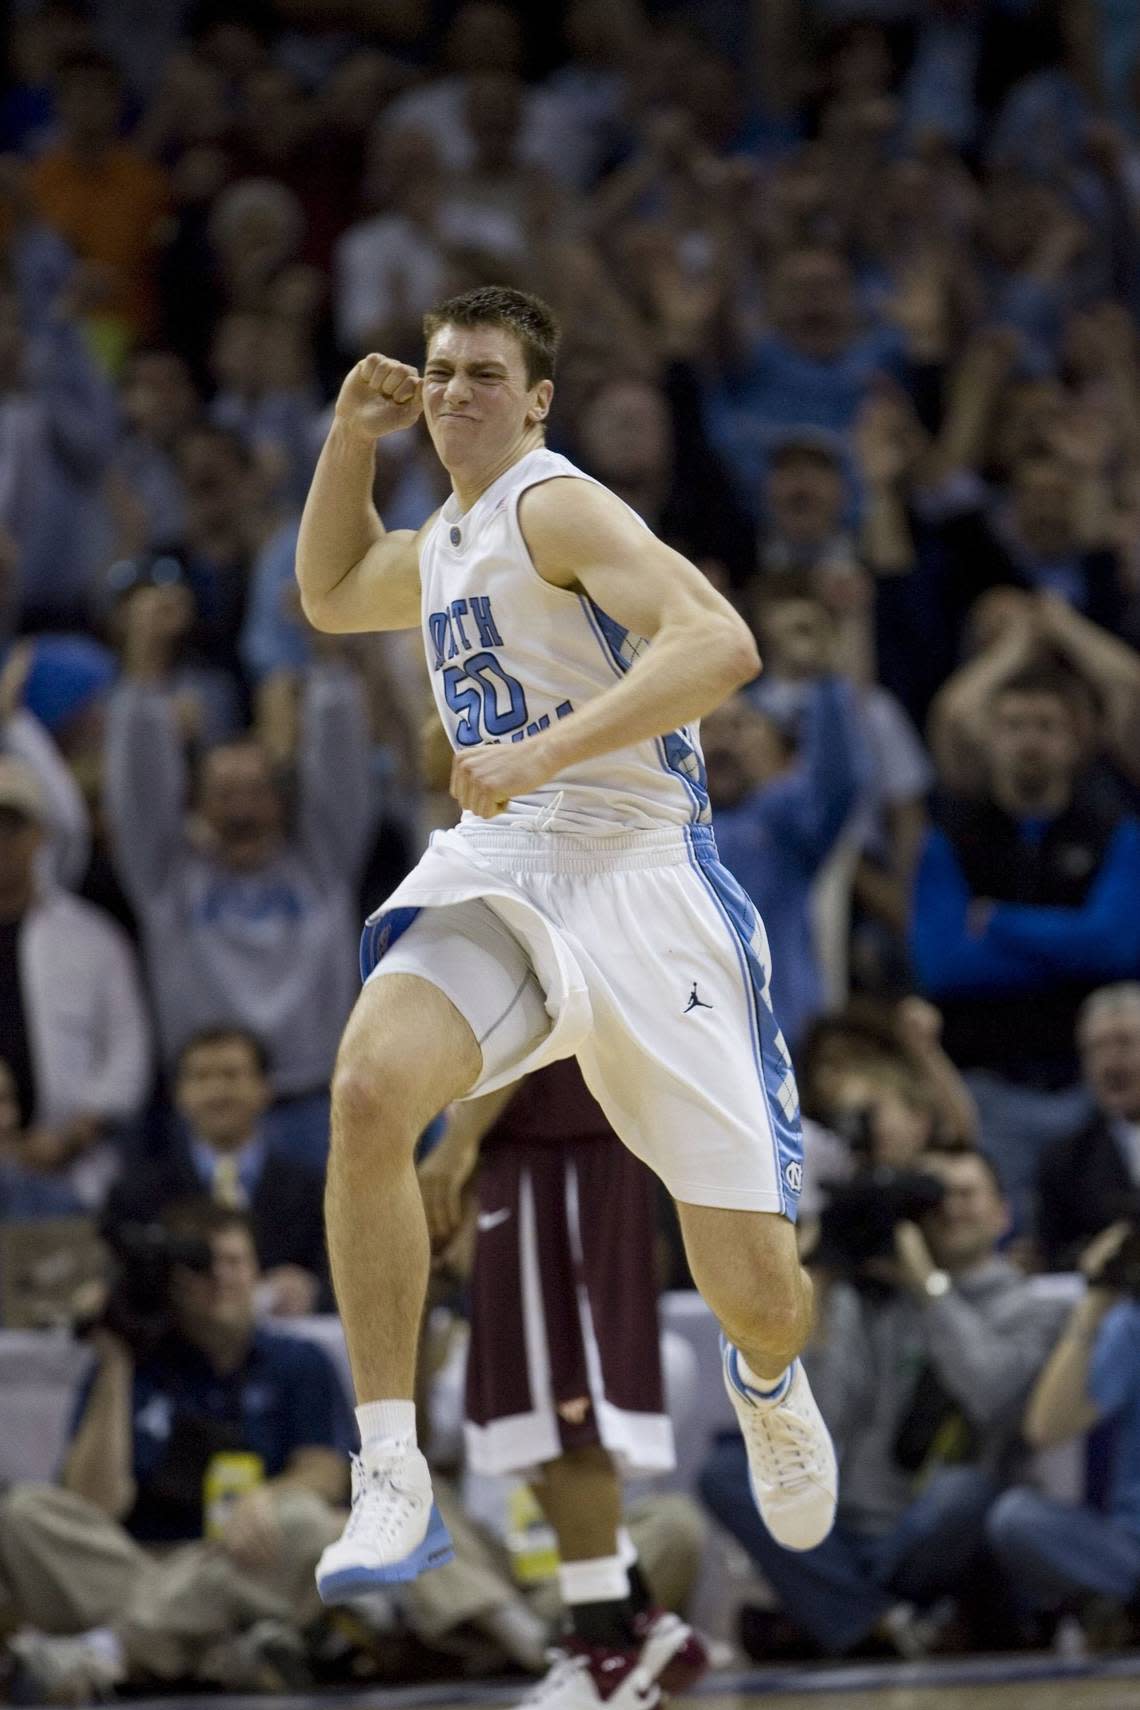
176, 1025, 272, 1078
423, 285, 561, 386
161, 1195, 256, 1251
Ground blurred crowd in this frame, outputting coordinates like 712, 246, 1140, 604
2, 0, 1140, 1696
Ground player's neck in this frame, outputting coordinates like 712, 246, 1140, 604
448, 427, 546, 514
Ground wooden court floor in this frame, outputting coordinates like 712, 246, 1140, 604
693, 1681, 1140, 1709
129, 1655, 1140, 1710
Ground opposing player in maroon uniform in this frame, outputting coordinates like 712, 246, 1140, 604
420, 1057, 708, 1709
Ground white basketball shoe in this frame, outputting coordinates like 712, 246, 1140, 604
722, 1342, 837, 1551
315, 1444, 454, 1601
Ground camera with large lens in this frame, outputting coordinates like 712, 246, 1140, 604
82, 1222, 213, 1354
818, 1164, 946, 1272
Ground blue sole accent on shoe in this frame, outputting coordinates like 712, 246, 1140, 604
316, 1504, 455, 1602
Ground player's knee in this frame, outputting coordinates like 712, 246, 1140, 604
329, 1056, 421, 1162
722, 1254, 809, 1355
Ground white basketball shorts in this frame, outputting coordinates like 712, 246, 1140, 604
363, 822, 804, 1218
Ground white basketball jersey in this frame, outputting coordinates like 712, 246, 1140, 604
418, 447, 710, 833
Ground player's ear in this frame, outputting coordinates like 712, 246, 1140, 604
528, 379, 554, 425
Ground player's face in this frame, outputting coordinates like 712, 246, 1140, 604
422, 323, 550, 472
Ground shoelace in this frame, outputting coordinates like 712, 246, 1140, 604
344, 1452, 426, 1545
741, 1395, 827, 1489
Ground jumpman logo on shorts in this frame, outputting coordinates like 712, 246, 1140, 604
684, 982, 714, 1014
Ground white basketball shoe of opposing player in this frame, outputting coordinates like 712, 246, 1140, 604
722, 1342, 837, 1551
315, 1444, 454, 1600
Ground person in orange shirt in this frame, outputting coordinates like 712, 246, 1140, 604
29, 51, 169, 354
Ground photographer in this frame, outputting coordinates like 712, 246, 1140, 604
699, 1148, 1068, 1660
0, 1200, 351, 1701
986, 1223, 1140, 1632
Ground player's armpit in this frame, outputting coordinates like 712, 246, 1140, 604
300, 528, 423, 633
518, 476, 757, 667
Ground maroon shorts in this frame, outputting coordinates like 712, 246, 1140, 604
463, 1135, 674, 1477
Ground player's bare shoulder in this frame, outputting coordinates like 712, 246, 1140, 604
517, 475, 647, 592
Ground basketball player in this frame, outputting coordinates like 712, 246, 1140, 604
297, 289, 837, 1665
421, 1057, 710, 1701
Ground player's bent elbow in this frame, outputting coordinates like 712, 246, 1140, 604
297, 585, 341, 633
717, 620, 761, 690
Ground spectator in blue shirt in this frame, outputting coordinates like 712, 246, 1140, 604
704, 671, 863, 1052
706, 244, 909, 502
988, 1222, 1140, 1636
912, 661, 1140, 1224
0, 1199, 351, 1701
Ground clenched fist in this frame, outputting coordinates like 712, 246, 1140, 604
334, 353, 423, 442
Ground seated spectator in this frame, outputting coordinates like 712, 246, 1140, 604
104, 592, 372, 1166
801, 998, 980, 1155
106, 1027, 329, 1317
0, 755, 150, 1209
700, 1149, 1069, 1660
702, 673, 862, 1053
1038, 984, 1140, 1271
912, 662, 1140, 1225
988, 1221, 1140, 1641
0, 1200, 351, 1700
28, 50, 169, 351
797, 994, 980, 1241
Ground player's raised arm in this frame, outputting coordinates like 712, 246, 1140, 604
296, 355, 433, 634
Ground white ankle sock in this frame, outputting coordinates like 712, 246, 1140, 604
356, 1399, 417, 1451
739, 1356, 792, 1403
559, 1554, 631, 1606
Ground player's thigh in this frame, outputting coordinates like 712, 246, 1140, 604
333, 971, 482, 1134
338, 899, 552, 1129
570, 861, 801, 1218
